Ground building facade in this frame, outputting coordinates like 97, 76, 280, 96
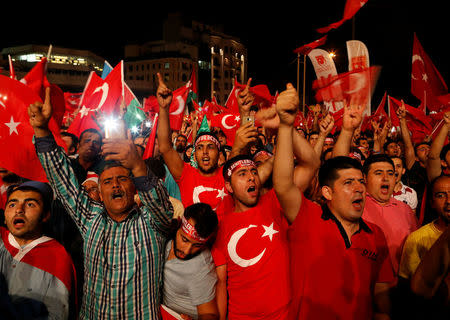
124, 12, 247, 105
0, 45, 104, 92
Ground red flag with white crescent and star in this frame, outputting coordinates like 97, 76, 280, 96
210, 112, 241, 146
144, 81, 191, 131
411, 33, 448, 112
0, 75, 68, 182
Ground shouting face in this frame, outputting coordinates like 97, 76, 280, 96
4, 190, 49, 246
99, 166, 136, 219
365, 161, 395, 204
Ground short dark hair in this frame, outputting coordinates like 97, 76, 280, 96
7, 181, 53, 214
98, 160, 131, 178
362, 154, 395, 176
79, 128, 103, 143
318, 156, 362, 187
414, 141, 431, 154
390, 155, 406, 168
383, 138, 399, 151
183, 203, 218, 239
60, 131, 79, 149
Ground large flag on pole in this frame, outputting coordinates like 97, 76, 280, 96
0, 75, 67, 182
293, 35, 328, 55
346, 40, 371, 116
308, 48, 343, 113
317, 0, 369, 33
411, 33, 448, 112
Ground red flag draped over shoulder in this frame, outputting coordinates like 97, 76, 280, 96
0, 75, 67, 182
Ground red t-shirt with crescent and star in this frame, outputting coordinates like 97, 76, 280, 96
175, 163, 233, 221
211, 189, 290, 320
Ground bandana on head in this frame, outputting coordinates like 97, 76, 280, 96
194, 134, 221, 150
253, 150, 272, 161
181, 216, 209, 243
226, 159, 257, 179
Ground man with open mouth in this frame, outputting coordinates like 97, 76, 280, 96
272, 85, 394, 320
0, 180, 76, 319
363, 154, 419, 278
28, 87, 174, 320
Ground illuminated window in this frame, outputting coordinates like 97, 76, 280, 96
165, 62, 170, 69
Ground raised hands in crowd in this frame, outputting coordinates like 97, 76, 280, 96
1, 69, 449, 320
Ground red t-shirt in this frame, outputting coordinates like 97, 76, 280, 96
288, 194, 395, 320
176, 163, 233, 221
211, 190, 290, 319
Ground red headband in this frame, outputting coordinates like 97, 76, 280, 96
226, 159, 257, 179
181, 216, 209, 243
195, 134, 220, 150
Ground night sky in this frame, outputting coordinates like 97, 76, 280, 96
1, 0, 448, 109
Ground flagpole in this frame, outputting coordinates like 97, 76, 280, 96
297, 53, 300, 95
303, 54, 306, 115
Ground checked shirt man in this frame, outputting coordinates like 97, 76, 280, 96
29, 87, 174, 319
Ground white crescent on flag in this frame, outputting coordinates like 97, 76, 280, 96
411, 54, 425, 81
228, 224, 266, 268
221, 114, 237, 130
343, 72, 366, 95
170, 95, 185, 115
93, 83, 109, 110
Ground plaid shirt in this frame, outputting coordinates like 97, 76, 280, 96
35, 135, 173, 320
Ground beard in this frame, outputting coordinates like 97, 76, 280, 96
172, 236, 201, 261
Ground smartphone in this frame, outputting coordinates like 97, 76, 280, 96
242, 115, 255, 126
105, 119, 126, 139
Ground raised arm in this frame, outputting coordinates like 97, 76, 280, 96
312, 112, 334, 158
29, 88, 101, 236
237, 78, 255, 126
273, 84, 303, 223
156, 73, 185, 180
427, 111, 450, 182
397, 100, 416, 170
332, 102, 364, 157
292, 125, 320, 193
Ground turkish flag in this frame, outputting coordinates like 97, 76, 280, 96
317, 0, 369, 33
225, 79, 241, 114
313, 66, 380, 106
210, 112, 241, 146
388, 96, 433, 143
411, 33, 448, 112
361, 91, 388, 132
293, 35, 328, 55
19, 58, 66, 129
0, 75, 67, 182
66, 72, 104, 137
143, 113, 158, 160
234, 82, 275, 109
62, 92, 82, 126
143, 82, 191, 131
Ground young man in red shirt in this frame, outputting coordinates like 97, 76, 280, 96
272, 84, 394, 320
211, 83, 319, 320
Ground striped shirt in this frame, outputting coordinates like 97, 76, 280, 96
35, 135, 174, 320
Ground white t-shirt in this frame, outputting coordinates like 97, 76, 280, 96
163, 240, 217, 319
393, 183, 418, 211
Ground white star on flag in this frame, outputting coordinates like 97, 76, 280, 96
79, 105, 90, 118
234, 115, 240, 122
4, 116, 20, 135
261, 223, 278, 241
216, 187, 227, 200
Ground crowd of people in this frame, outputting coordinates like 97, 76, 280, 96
0, 72, 449, 320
